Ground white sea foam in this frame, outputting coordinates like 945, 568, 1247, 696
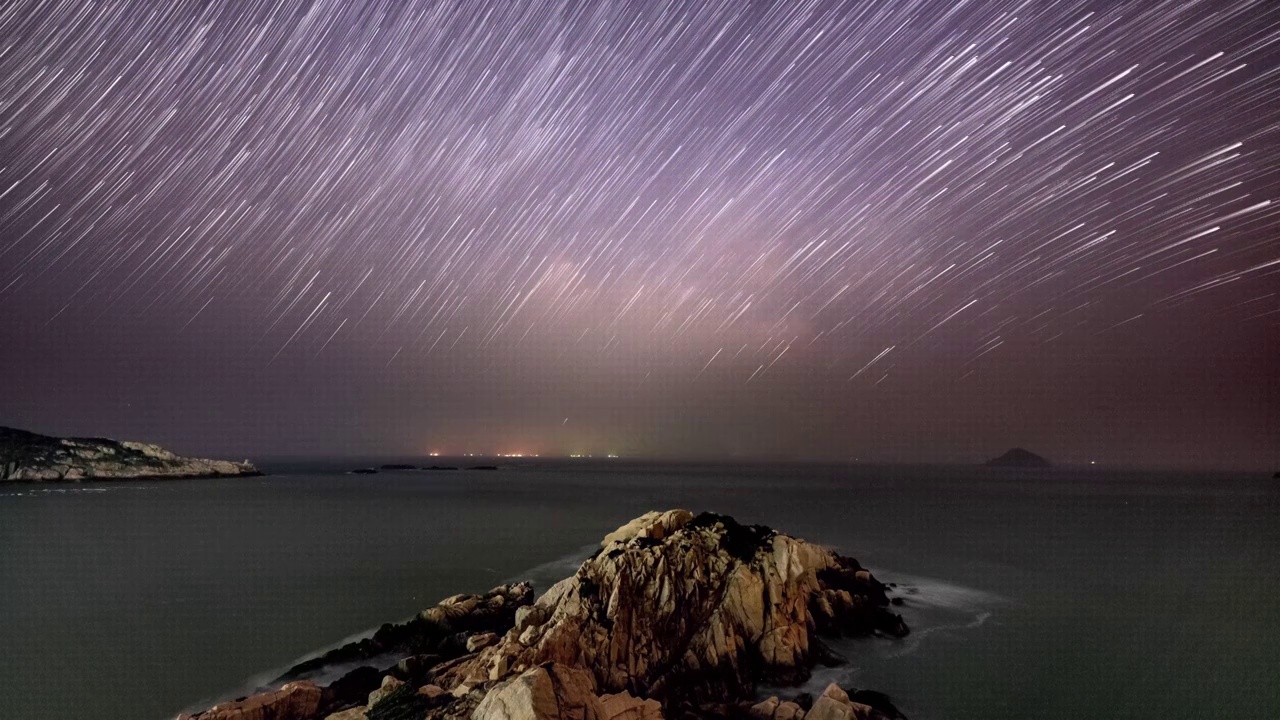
814, 569, 1004, 671
879, 571, 1007, 613
508, 542, 597, 596
173, 626, 405, 719
0, 484, 111, 497
0, 486, 133, 497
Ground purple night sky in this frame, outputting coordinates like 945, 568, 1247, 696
1, 1, 1277, 469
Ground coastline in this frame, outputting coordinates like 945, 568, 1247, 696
0, 425, 260, 483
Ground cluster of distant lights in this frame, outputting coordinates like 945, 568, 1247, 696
427, 451, 619, 459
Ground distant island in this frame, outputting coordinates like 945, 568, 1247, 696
0, 426, 259, 482
985, 447, 1052, 468
348, 465, 483, 474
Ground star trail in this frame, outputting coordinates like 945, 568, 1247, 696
1, 0, 1278, 468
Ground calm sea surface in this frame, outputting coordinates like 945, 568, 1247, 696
1, 461, 1277, 720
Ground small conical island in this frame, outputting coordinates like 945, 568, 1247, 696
985, 447, 1052, 468
0, 426, 259, 482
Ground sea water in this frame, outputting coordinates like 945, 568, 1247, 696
1, 461, 1277, 719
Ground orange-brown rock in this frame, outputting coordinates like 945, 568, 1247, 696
471, 663, 604, 720
186, 681, 322, 720
437, 511, 907, 705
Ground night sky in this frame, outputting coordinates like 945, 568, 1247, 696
2, 1, 1277, 470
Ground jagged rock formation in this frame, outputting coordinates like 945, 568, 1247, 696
0, 426, 259, 481
438, 510, 906, 705
984, 447, 1051, 468
179, 510, 910, 720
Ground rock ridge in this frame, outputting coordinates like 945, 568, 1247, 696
0, 425, 260, 481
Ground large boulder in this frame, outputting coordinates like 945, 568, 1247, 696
472, 664, 604, 720
599, 692, 663, 720
801, 683, 909, 720
438, 511, 906, 705
182, 681, 322, 720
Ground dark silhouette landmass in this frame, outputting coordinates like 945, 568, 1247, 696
0, 426, 259, 482
985, 447, 1051, 468
351, 465, 461, 474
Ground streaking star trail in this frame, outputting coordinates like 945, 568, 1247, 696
1, 0, 1277, 467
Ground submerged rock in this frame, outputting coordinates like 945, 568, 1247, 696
984, 447, 1051, 468
181, 511, 909, 720
0, 425, 259, 482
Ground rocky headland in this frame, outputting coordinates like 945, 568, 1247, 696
0, 426, 259, 482
180, 510, 910, 720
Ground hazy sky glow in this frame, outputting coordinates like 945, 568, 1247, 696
2, 0, 1278, 468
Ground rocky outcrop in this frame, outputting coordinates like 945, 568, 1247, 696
0, 426, 259, 481
437, 510, 906, 705
181, 511, 909, 720
984, 448, 1051, 468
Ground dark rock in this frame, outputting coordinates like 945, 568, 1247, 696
368, 683, 429, 720
324, 665, 383, 710
380, 464, 418, 470
393, 654, 443, 684
350, 468, 379, 474
686, 511, 776, 561
273, 583, 532, 684
466, 465, 499, 470
985, 447, 1051, 468
849, 689, 908, 719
